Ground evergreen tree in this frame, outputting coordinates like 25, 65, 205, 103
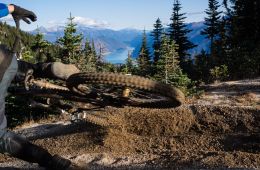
82, 38, 97, 71
91, 39, 96, 56
215, 16, 229, 66
45, 44, 62, 62
31, 28, 50, 62
155, 35, 179, 84
228, 0, 260, 78
137, 30, 151, 76
255, 0, 260, 41
151, 18, 163, 65
201, 0, 222, 65
155, 35, 191, 91
57, 13, 83, 64
122, 51, 135, 74
0, 22, 36, 53
96, 43, 106, 71
90, 39, 97, 62
168, 0, 196, 73
214, 0, 234, 76
194, 50, 211, 82
84, 38, 92, 57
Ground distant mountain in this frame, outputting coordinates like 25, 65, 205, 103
31, 25, 142, 52
186, 22, 210, 56
30, 22, 209, 63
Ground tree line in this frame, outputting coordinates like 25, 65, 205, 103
0, 0, 259, 92
136, 0, 259, 86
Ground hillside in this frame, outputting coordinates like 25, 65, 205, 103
0, 22, 36, 50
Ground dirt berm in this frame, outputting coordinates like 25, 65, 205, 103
0, 104, 258, 169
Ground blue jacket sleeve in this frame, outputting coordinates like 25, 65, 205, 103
0, 3, 9, 18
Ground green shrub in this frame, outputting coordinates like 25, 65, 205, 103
210, 64, 229, 82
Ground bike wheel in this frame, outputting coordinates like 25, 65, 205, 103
66, 72, 185, 107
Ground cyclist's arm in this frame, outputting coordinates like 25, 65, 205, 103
0, 3, 14, 18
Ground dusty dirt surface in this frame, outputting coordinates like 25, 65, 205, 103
0, 79, 259, 169
194, 78, 260, 107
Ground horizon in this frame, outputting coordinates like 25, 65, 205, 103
34, 20, 205, 32
0, 0, 221, 31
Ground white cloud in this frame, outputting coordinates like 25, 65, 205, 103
47, 20, 65, 27
46, 16, 109, 29
73, 16, 109, 28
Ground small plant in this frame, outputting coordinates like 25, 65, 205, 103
210, 64, 229, 82
21, 49, 35, 63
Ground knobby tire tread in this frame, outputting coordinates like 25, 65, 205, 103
67, 72, 185, 106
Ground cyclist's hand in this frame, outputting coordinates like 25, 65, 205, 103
11, 4, 37, 26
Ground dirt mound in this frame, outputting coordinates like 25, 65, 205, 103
0, 105, 259, 169
84, 107, 195, 138
85, 105, 259, 136
191, 105, 259, 133
98, 106, 259, 155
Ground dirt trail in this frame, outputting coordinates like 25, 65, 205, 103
195, 78, 260, 106
0, 79, 259, 169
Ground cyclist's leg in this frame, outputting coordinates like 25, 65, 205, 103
0, 129, 71, 169
35, 62, 80, 80
0, 55, 18, 129
0, 56, 71, 169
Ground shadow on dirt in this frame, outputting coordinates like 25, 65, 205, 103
144, 151, 218, 169
16, 121, 107, 144
0, 168, 41, 170
221, 133, 260, 153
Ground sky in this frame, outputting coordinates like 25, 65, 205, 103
0, 0, 219, 31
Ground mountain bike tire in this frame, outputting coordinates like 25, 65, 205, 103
66, 72, 185, 107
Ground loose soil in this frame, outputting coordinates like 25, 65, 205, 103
0, 79, 259, 169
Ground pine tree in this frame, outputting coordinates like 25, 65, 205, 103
168, 0, 196, 73
137, 30, 151, 76
85, 40, 97, 71
83, 38, 96, 71
57, 13, 83, 64
155, 35, 179, 84
0, 22, 37, 55
228, 0, 260, 78
91, 39, 97, 60
84, 38, 92, 57
232, 0, 260, 47
201, 0, 222, 65
255, 0, 260, 41
215, 16, 229, 66
155, 35, 191, 90
194, 50, 211, 82
151, 18, 163, 65
96, 43, 106, 72
122, 51, 135, 74
45, 44, 62, 62
31, 27, 50, 62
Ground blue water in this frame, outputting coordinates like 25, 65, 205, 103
105, 47, 134, 64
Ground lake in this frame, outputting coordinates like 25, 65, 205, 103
105, 47, 134, 64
